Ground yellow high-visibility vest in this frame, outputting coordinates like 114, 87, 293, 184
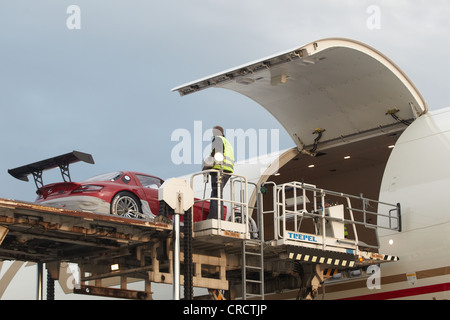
212, 136, 235, 173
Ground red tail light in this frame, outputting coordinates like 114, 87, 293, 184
72, 185, 104, 193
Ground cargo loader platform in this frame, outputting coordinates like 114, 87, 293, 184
0, 173, 401, 300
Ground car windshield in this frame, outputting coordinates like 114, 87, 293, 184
83, 171, 123, 182
136, 174, 162, 188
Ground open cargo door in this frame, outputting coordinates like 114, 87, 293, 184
173, 38, 427, 153
172, 39, 428, 299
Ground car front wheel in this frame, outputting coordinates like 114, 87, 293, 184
111, 191, 142, 219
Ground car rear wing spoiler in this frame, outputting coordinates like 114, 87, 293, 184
8, 151, 95, 189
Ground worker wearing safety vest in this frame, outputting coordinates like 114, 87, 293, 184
207, 125, 235, 220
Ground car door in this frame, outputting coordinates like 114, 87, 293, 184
134, 174, 163, 215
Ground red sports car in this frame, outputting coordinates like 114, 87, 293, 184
8, 151, 217, 222
36, 171, 165, 218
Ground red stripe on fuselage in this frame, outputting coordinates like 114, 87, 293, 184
339, 282, 450, 300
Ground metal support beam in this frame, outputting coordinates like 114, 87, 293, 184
173, 213, 180, 300
158, 178, 194, 300
0, 225, 8, 245
36, 262, 43, 300
74, 285, 152, 300
183, 208, 193, 300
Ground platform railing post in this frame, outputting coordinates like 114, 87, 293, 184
37, 262, 43, 300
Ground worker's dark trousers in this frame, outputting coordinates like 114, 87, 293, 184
207, 172, 231, 220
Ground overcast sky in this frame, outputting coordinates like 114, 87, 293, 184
1, 0, 450, 202
1, 0, 450, 299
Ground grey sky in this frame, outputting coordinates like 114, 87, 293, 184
1, 0, 450, 300
1, 1, 450, 203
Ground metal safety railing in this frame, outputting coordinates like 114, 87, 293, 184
260, 181, 401, 254
190, 170, 265, 299
190, 169, 254, 238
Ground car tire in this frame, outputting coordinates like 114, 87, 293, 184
110, 191, 142, 218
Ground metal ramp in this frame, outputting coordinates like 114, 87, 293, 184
185, 171, 400, 300
261, 182, 401, 299
261, 181, 401, 255
259, 180, 401, 299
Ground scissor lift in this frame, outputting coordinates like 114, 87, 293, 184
188, 170, 265, 300
186, 172, 401, 300
257, 180, 400, 299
